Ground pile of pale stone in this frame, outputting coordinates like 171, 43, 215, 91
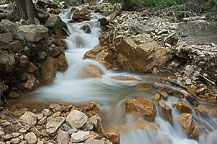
0, 103, 112, 144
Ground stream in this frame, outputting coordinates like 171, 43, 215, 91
26, 8, 217, 144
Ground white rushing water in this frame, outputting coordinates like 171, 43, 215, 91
31, 8, 217, 144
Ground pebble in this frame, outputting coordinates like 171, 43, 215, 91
42, 109, 52, 116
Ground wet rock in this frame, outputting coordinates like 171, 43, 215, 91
24, 132, 37, 144
81, 25, 91, 34
176, 101, 192, 113
195, 105, 209, 117
46, 117, 65, 135
18, 112, 37, 126
56, 52, 68, 72
81, 64, 105, 79
24, 74, 38, 90
66, 110, 88, 129
45, 14, 67, 30
19, 25, 48, 42
117, 36, 172, 72
155, 94, 161, 101
177, 113, 199, 139
72, 8, 90, 22
84, 45, 115, 68
159, 101, 173, 124
160, 92, 169, 100
104, 129, 119, 144
70, 131, 90, 143
41, 57, 58, 84
125, 97, 156, 121
19, 55, 30, 67
57, 130, 69, 144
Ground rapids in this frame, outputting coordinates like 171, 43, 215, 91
28, 8, 217, 144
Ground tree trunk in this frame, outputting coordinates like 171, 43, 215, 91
25, 0, 35, 24
7, 0, 48, 23
8, 0, 28, 21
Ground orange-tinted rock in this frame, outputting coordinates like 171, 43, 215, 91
41, 57, 58, 84
117, 36, 172, 72
195, 105, 209, 117
104, 128, 120, 144
160, 92, 169, 100
155, 94, 161, 101
72, 8, 90, 22
81, 64, 105, 79
56, 52, 68, 72
118, 120, 158, 133
159, 101, 173, 124
84, 44, 116, 68
112, 76, 137, 81
177, 113, 199, 139
176, 101, 192, 113
125, 97, 156, 121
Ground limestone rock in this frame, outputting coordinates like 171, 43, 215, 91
176, 101, 192, 113
0, 50, 15, 72
85, 139, 108, 144
72, 8, 90, 22
45, 14, 67, 30
81, 64, 105, 79
71, 131, 90, 143
125, 97, 156, 121
57, 130, 69, 144
177, 113, 199, 139
0, 20, 24, 40
24, 132, 37, 144
19, 25, 48, 42
159, 101, 173, 124
56, 52, 68, 72
41, 57, 58, 84
117, 36, 172, 72
46, 117, 65, 135
84, 45, 116, 68
18, 112, 37, 126
66, 110, 88, 128
11, 138, 21, 144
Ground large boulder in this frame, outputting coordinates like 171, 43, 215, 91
66, 110, 88, 129
159, 101, 173, 124
177, 113, 199, 139
45, 14, 67, 30
176, 101, 192, 113
0, 50, 15, 72
18, 112, 37, 126
46, 117, 65, 135
0, 20, 24, 40
84, 45, 116, 68
117, 36, 172, 72
125, 97, 156, 121
19, 25, 48, 42
41, 57, 58, 84
81, 64, 105, 79
71, 8, 90, 22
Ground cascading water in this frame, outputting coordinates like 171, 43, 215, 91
29, 8, 217, 144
